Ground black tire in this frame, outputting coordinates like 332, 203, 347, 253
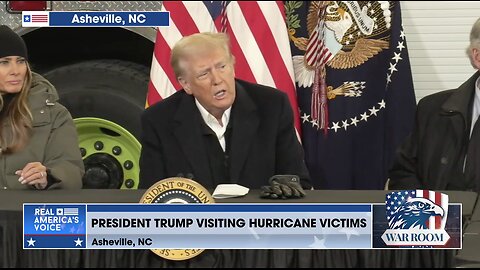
43, 59, 149, 138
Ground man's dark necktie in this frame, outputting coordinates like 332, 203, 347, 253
465, 119, 480, 191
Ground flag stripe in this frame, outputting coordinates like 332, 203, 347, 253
238, 3, 290, 88
152, 30, 180, 90
421, 190, 430, 229
257, 2, 296, 82
150, 50, 177, 98
220, 1, 228, 32
224, 20, 257, 83
429, 190, 435, 230
257, 2, 301, 131
248, 2, 298, 92
147, 81, 162, 106
441, 193, 449, 228
164, 2, 200, 36
184, 2, 217, 32
275, 1, 285, 20
435, 191, 441, 229
417, 190, 446, 230
306, 31, 319, 65
159, 7, 184, 48
228, 2, 275, 87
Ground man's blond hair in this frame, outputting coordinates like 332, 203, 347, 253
170, 32, 234, 78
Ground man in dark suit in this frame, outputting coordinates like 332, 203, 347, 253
389, 18, 480, 191
139, 32, 310, 190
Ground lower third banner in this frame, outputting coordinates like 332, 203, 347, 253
23, 200, 461, 249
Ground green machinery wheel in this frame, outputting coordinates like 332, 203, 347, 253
75, 117, 141, 189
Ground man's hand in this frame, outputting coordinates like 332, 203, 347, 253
260, 175, 306, 199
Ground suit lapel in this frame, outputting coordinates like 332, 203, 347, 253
229, 83, 259, 183
441, 72, 479, 142
173, 93, 211, 184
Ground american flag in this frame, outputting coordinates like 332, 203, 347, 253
63, 208, 79, 216
31, 14, 48, 23
385, 190, 449, 230
306, 4, 333, 132
147, 1, 301, 136
22, 12, 49, 27
304, 6, 332, 68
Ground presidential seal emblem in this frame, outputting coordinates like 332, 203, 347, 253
139, 177, 215, 261
286, 1, 407, 133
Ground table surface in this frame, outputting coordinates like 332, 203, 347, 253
1, 189, 477, 213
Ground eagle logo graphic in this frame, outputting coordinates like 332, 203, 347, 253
388, 197, 445, 230
381, 190, 452, 247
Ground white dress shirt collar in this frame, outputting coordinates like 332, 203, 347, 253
195, 99, 232, 152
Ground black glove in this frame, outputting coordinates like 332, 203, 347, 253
260, 175, 306, 199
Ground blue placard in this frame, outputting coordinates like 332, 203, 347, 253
23, 204, 86, 249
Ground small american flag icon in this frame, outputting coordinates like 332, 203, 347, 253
63, 208, 79, 216
31, 14, 48, 22
22, 12, 49, 27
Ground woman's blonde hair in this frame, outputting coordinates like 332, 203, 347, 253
0, 63, 33, 154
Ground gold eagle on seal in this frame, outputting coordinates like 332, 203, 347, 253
289, 1, 393, 77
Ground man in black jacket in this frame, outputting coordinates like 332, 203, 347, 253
139, 32, 310, 190
389, 18, 480, 191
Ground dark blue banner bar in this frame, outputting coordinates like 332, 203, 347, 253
87, 204, 372, 212
49, 11, 169, 27
24, 235, 86, 249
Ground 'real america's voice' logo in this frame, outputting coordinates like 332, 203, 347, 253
381, 190, 450, 246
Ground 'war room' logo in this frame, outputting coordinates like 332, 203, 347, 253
381, 190, 450, 246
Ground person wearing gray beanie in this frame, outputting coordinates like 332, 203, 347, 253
0, 25, 84, 190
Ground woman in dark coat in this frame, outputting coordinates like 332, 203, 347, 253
0, 25, 84, 190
